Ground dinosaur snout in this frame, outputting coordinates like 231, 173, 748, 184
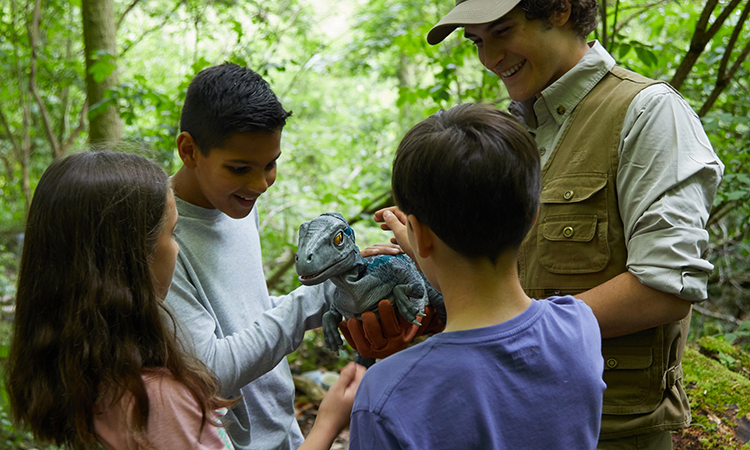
295, 252, 317, 276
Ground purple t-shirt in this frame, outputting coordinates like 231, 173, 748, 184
349, 296, 605, 450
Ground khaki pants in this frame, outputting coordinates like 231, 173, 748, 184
597, 431, 673, 450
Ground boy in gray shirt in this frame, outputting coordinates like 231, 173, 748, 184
165, 63, 334, 450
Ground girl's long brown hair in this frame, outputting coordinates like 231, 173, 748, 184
6, 150, 232, 449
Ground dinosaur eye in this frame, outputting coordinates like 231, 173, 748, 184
333, 231, 344, 246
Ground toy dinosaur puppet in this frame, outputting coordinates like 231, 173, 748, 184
295, 213, 445, 355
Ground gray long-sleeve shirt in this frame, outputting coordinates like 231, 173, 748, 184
165, 197, 334, 450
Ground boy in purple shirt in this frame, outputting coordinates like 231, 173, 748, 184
349, 103, 605, 449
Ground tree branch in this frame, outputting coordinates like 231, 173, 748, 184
119, 0, 183, 57
697, 0, 750, 116
693, 304, 745, 326
600, 0, 608, 49
116, 0, 142, 31
62, 100, 88, 154
0, 153, 14, 182
27, 0, 62, 157
708, 200, 740, 229
0, 107, 22, 156
613, 0, 672, 36
671, 0, 744, 89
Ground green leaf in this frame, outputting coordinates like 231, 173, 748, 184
726, 191, 746, 201
617, 44, 632, 59
634, 47, 658, 68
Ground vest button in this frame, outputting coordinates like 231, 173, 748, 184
563, 226, 574, 238
556, 105, 566, 115
539, 147, 547, 156
563, 190, 574, 200
606, 358, 618, 369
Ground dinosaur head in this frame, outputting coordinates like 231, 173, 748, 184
295, 213, 361, 286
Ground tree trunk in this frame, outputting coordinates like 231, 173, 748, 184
82, 0, 122, 143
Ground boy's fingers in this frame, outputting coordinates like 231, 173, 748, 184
344, 364, 367, 397
373, 206, 399, 223
359, 243, 403, 257
337, 362, 356, 384
382, 211, 411, 255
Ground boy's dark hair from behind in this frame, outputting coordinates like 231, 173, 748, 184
392, 103, 540, 262
180, 62, 292, 155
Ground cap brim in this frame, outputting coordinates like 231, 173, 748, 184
427, 0, 523, 45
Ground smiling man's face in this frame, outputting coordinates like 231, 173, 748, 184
464, 6, 580, 102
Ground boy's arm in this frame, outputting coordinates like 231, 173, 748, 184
166, 257, 335, 397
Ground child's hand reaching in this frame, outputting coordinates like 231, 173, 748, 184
299, 362, 366, 450
373, 207, 415, 262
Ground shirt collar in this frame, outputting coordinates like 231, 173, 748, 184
511, 41, 615, 129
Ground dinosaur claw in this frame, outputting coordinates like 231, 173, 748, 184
417, 311, 426, 317
411, 319, 422, 326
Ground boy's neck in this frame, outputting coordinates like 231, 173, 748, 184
435, 249, 532, 333
171, 166, 207, 207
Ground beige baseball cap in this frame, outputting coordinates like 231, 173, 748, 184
427, 0, 523, 45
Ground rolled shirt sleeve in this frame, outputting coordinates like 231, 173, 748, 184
618, 84, 724, 301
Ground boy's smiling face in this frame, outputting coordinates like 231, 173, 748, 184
178, 130, 281, 219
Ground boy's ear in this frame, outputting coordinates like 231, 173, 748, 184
176, 132, 199, 169
407, 214, 434, 259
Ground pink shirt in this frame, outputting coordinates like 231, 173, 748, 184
94, 370, 233, 450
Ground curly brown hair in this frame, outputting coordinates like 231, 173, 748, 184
519, 0, 599, 38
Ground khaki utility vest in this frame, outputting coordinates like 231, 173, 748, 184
518, 66, 691, 438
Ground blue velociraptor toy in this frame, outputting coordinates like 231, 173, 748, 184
295, 213, 445, 355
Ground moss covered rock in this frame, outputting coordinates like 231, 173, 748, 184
674, 338, 750, 449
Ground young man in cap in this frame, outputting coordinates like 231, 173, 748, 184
376, 0, 724, 448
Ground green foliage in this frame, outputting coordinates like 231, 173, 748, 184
725, 321, 750, 347
1, 0, 750, 446
0, 245, 18, 301
287, 329, 352, 373
697, 336, 750, 376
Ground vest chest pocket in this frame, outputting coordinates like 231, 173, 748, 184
537, 174, 610, 274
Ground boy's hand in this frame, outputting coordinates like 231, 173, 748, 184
374, 207, 415, 262
338, 299, 445, 359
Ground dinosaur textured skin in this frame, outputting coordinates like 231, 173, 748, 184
295, 213, 445, 353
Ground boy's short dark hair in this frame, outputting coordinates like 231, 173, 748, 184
180, 63, 292, 155
520, 0, 598, 38
392, 103, 540, 262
